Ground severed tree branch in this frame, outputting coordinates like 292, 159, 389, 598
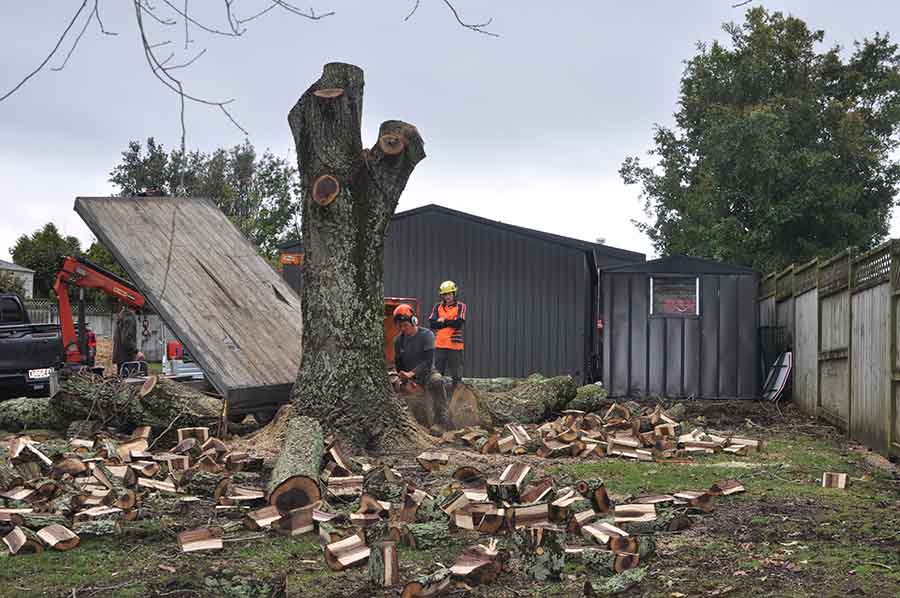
732, 0, 755, 7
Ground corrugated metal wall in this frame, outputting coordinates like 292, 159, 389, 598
603, 272, 759, 399
383, 211, 595, 380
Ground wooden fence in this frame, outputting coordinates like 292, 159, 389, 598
757, 241, 900, 458
24, 299, 171, 362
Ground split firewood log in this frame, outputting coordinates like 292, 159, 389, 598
324, 530, 369, 571
267, 416, 323, 512
8, 513, 68, 531
3, 525, 44, 555
92, 462, 137, 510
511, 525, 566, 581
400, 567, 453, 598
369, 540, 400, 587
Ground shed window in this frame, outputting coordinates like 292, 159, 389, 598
650, 276, 699, 316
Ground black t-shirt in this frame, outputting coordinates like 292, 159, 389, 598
394, 327, 435, 378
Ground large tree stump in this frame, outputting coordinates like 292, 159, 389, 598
267, 416, 323, 512
287, 63, 428, 452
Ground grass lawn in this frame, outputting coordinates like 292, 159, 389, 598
2, 400, 899, 597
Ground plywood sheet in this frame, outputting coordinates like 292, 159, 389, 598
74, 197, 302, 410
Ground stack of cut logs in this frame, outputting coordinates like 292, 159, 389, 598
442, 402, 763, 461
1, 423, 265, 556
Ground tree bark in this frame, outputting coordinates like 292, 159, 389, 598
288, 62, 427, 452
0, 373, 225, 436
448, 375, 578, 428
267, 416, 323, 512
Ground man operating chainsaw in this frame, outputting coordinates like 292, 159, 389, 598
391, 303, 449, 430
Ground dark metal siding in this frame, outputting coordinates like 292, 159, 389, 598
603, 271, 759, 399
384, 211, 599, 380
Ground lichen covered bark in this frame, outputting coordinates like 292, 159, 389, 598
288, 63, 426, 451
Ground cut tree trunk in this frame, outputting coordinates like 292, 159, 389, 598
447, 375, 578, 428
267, 416, 323, 512
0, 374, 222, 436
0, 398, 67, 432
287, 62, 428, 452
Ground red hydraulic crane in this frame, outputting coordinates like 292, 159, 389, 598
53, 256, 145, 365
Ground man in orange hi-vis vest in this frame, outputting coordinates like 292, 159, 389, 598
429, 280, 467, 387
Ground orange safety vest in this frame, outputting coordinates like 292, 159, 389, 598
430, 301, 466, 350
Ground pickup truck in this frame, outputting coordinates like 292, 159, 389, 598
0, 293, 64, 400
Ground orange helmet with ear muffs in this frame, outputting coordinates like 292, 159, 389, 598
393, 303, 418, 326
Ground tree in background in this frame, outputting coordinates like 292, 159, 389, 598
621, 8, 900, 273
10, 223, 81, 297
0, 270, 26, 298
109, 138, 301, 260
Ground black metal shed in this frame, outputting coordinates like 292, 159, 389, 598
601, 255, 759, 399
384, 205, 644, 382
278, 204, 644, 382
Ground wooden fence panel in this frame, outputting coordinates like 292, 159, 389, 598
819, 290, 850, 429
793, 289, 818, 414
850, 284, 889, 451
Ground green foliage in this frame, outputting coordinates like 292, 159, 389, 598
10, 223, 81, 297
621, 8, 900, 272
109, 138, 302, 259
0, 269, 26, 297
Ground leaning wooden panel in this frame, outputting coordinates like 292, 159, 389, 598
74, 197, 303, 410
793, 288, 819, 415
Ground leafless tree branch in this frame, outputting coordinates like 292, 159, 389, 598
94, 0, 118, 35
235, 3, 279, 25
183, 0, 191, 49
732, 0, 755, 7
138, 0, 177, 26
51, 4, 96, 71
223, 0, 245, 35
442, 0, 497, 37
0, 0, 90, 102
166, 48, 208, 70
404, 0, 421, 22
159, 0, 241, 37
271, 1, 335, 20
405, 0, 498, 37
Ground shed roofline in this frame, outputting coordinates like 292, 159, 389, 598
392, 204, 645, 262
602, 253, 758, 275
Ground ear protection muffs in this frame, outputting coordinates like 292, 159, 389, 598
411, 315, 418, 326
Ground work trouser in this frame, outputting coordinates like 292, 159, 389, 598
415, 367, 449, 429
435, 348, 463, 385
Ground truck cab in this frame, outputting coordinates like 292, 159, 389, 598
0, 293, 64, 400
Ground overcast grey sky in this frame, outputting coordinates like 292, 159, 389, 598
2, 1, 899, 262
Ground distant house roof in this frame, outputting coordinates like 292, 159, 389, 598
394, 204, 645, 262
602, 254, 757, 275
0, 259, 34, 274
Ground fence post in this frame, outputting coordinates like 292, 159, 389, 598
888, 240, 899, 456
847, 248, 854, 440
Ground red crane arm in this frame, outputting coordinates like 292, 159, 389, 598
53, 256, 146, 365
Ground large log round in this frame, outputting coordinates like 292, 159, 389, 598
267, 416, 323, 512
